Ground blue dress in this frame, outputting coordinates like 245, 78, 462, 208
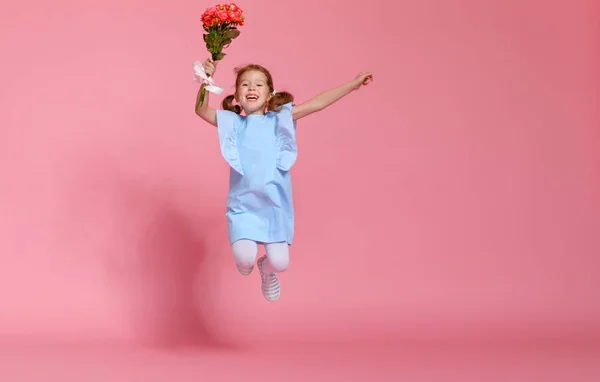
215, 102, 298, 246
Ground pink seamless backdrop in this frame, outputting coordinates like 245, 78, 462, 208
0, 0, 598, 347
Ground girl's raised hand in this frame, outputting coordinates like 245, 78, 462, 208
352, 72, 373, 90
203, 57, 218, 77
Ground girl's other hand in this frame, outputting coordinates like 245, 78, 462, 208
352, 72, 373, 90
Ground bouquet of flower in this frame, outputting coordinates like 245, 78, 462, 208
194, 3, 245, 107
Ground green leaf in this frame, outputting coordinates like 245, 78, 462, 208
213, 52, 225, 61
224, 28, 240, 39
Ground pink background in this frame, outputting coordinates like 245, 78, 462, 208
0, 0, 599, 349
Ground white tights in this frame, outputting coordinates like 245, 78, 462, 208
231, 239, 289, 275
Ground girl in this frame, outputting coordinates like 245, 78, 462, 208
195, 57, 372, 302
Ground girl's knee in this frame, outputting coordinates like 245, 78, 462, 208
236, 255, 256, 269
232, 239, 257, 268
266, 243, 290, 273
269, 256, 289, 273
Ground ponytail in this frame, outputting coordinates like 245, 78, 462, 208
221, 94, 242, 114
267, 91, 294, 112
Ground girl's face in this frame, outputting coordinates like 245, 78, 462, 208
236, 70, 271, 115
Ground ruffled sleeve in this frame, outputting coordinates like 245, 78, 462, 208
216, 110, 244, 175
275, 102, 298, 171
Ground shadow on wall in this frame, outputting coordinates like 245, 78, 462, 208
67, 158, 231, 350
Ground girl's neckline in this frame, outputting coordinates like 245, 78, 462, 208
245, 112, 269, 119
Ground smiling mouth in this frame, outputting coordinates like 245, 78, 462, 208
246, 95, 258, 101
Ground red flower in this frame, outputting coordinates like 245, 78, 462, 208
201, 2, 244, 29
216, 9, 228, 22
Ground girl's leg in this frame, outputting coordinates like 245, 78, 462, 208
262, 242, 290, 274
257, 242, 289, 302
231, 239, 258, 275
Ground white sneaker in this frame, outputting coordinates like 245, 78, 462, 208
257, 255, 280, 302
236, 263, 254, 275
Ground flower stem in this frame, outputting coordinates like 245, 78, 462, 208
197, 85, 207, 108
